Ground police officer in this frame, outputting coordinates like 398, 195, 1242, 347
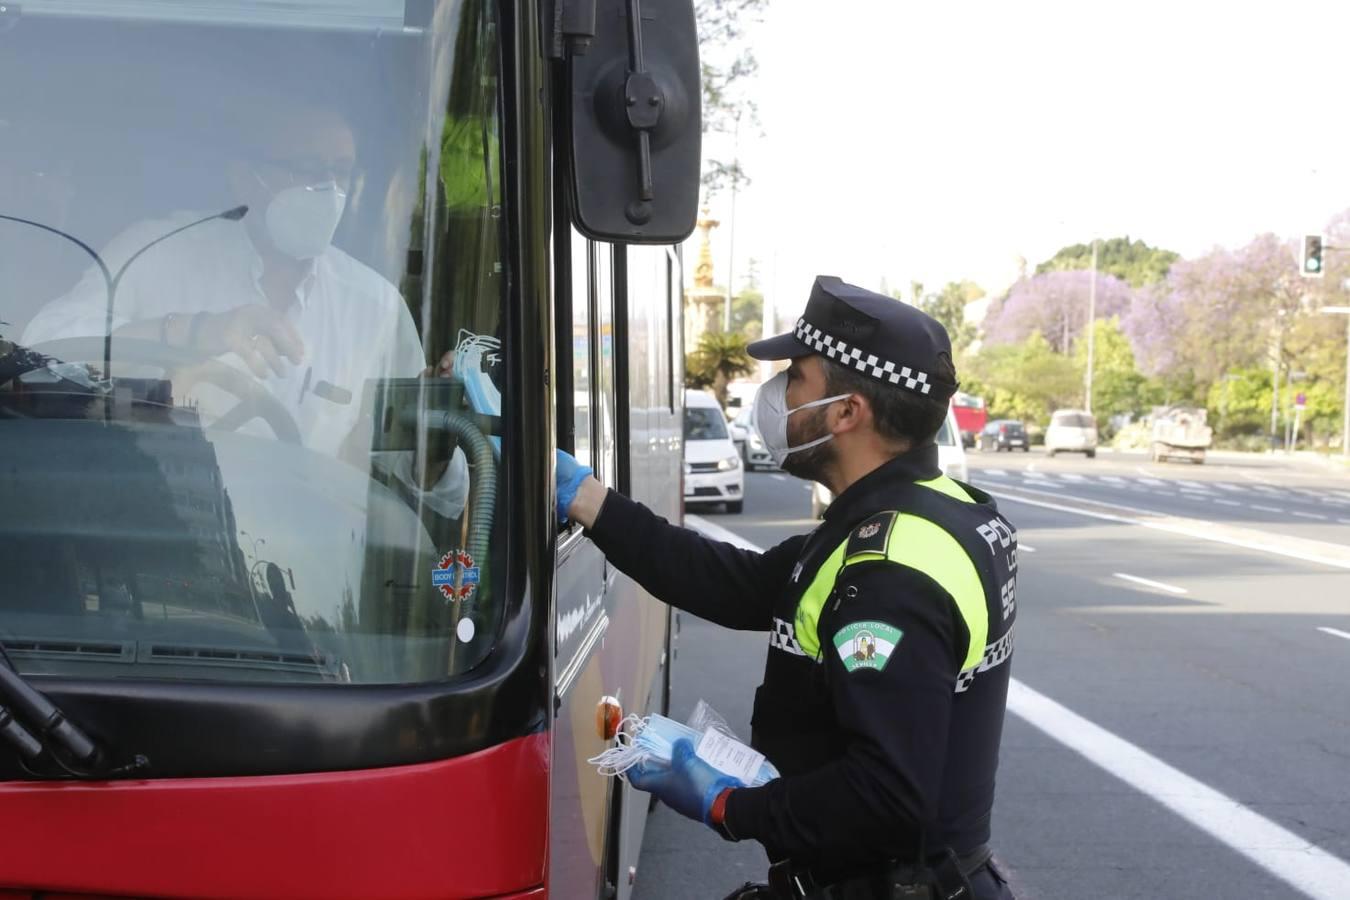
557, 276, 1018, 900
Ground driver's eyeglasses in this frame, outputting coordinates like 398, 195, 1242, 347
255, 157, 355, 192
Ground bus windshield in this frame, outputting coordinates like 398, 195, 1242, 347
0, 0, 508, 684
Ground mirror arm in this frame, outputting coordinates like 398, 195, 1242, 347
621, 0, 661, 222
546, 0, 598, 59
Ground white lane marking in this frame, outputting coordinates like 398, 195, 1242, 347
1293, 512, 1329, 521
1019, 544, 1037, 553
982, 469, 1008, 477
770, 474, 788, 483
1113, 572, 1188, 595
1213, 499, 1242, 507
1133, 469, 1166, 485
1180, 489, 1211, 498
1251, 504, 1285, 513
689, 516, 1350, 897
1009, 680, 1350, 900
1175, 480, 1211, 491
1317, 627, 1350, 642
1213, 483, 1247, 493
1059, 473, 1088, 482
1249, 484, 1282, 494
1023, 478, 1061, 489
683, 515, 763, 552
985, 489, 1350, 571
1098, 475, 1126, 484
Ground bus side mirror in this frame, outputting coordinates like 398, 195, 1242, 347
566, 0, 700, 244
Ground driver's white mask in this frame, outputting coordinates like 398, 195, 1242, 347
751, 371, 850, 469
259, 178, 347, 260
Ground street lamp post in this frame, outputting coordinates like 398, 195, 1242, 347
1084, 239, 1098, 414
1320, 305, 1350, 457
1270, 310, 1287, 450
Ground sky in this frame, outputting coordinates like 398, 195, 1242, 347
690, 0, 1350, 324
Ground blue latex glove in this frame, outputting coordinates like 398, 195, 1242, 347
626, 738, 742, 826
556, 449, 593, 524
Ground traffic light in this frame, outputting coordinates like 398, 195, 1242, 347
1302, 234, 1324, 278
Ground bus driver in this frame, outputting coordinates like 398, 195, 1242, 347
22, 100, 467, 517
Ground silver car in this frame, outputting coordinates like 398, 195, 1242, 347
728, 406, 775, 470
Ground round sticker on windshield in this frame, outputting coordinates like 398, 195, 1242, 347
457, 617, 476, 644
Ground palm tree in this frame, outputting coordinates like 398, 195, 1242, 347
686, 330, 755, 409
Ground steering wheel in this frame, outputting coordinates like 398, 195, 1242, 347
29, 337, 302, 445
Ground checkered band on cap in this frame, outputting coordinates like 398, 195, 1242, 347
794, 318, 933, 395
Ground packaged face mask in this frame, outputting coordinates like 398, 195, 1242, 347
588, 712, 780, 788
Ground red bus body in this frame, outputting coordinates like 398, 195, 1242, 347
951, 393, 988, 447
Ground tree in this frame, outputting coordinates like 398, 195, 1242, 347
917, 281, 981, 354
1036, 237, 1180, 287
695, 0, 768, 197
1073, 317, 1154, 422
1122, 233, 1308, 390
963, 331, 1082, 424
983, 270, 1133, 353
685, 330, 755, 408
730, 285, 763, 340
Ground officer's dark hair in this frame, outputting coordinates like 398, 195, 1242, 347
821, 352, 958, 449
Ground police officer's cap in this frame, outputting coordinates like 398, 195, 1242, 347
748, 276, 958, 401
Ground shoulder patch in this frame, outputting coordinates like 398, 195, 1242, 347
833, 621, 903, 673
846, 511, 897, 561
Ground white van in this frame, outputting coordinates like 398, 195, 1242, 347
811, 408, 967, 518
1045, 409, 1099, 458
683, 389, 745, 513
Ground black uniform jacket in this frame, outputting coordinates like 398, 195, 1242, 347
586, 443, 1017, 878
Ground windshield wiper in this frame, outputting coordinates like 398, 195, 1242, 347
0, 702, 43, 762
0, 644, 149, 778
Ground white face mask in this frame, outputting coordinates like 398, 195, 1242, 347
751, 370, 850, 469
262, 179, 347, 260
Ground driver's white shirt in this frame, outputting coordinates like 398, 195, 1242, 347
23, 210, 468, 516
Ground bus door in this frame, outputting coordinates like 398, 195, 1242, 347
551, 228, 623, 898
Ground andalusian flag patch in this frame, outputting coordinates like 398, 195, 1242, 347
833, 621, 903, 673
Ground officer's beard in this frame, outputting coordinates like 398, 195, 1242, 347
783, 404, 838, 485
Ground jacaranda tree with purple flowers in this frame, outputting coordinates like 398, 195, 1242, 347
983, 270, 1134, 353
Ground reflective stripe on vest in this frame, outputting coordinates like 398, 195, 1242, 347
792, 475, 989, 671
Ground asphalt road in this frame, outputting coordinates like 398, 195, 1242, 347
633, 451, 1350, 900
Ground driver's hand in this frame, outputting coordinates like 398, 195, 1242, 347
197, 305, 306, 378
421, 350, 455, 379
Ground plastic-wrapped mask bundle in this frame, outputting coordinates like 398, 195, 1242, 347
588, 713, 780, 787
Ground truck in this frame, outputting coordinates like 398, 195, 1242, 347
1150, 406, 1214, 464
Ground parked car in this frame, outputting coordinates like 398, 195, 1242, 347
977, 420, 1029, 452
1045, 409, 1099, 458
811, 408, 967, 518
728, 405, 775, 470
683, 389, 744, 513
